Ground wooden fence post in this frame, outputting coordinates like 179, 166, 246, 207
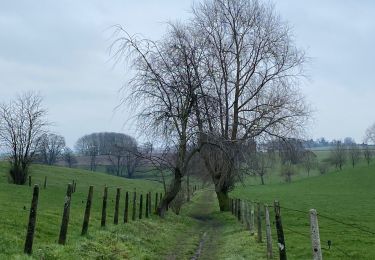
155, 192, 158, 213
265, 205, 273, 259
28, 175, 32, 187
237, 199, 241, 221
101, 186, 108, 227
81, 185, 93, 235
72, 180, 75, 193
124, 191, 129, 223
257, 203, 262, 243
58, 183, 73, 245
139, 194, 143, 219
73, 181, 77, 193
241, 200, 246, 224
114, 188, 121, 225
310, 209, 323, 260
148, 192, 152, 216
43, 176, 47, 189
274, 201, 287, 260
24, 185, 39, 255
145, 193, 149, 218
245, 202, 251, 231
132, 191, 137, 221
250, 202, 255, 235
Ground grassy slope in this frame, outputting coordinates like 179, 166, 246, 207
231, 162, 375, 259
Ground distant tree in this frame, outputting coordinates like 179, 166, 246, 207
363, 145, 372, 166
302, 150, 317, 176
365, 123, 375, 144
280, 161, 296, 183
344, 137, 356, 146
75, 134, 99, 171
318, 161, 329, 175
63, 147, 77, 168
251, 152, 273, 185
330, 140, 346, 170
348, 143, 361, 168
37, 133, 66, 165
0, 92, 48, 184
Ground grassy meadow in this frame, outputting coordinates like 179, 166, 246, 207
232, 155, 375, 259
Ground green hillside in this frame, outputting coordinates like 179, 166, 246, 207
231, 162, 375, 259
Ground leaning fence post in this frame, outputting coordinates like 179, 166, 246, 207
265, 205, 273, 259
257, 203, 262, 243
139, 194, 143, 219
24, 185, 39, 255
58, 183, 73, 245
124, 191, 129, 223
274, 200, 287, 260
132, 190, 137, 221
114, 188, 121, 225
81, 185, 93, 235
310, 209, 323, 260
101, 186, 108, 227
145, 193, 149, 218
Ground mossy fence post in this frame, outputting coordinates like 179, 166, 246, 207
257, 203, 262, 243
154, 192, 158, 214
274, 200, 287, 260
145, 193, 149, 218
265, 205, 273, 259
139, 194, 143, 219
124, 191, 129, 223
58, 183, 73, 245
101, 186, 108, 227
24, 185, 39, 255
81, 185, 93, 235
310, 209, 322, 260
114, 188, 121, 224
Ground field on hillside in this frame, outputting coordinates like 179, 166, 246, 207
232, 160, 375, 259
0, 162, 172, 258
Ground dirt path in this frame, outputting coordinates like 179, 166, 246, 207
165, 189, 241, 260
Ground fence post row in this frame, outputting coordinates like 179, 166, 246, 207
310, 209, 323, 260
124, 191, 129, 223
274, 200, 287, 260
101, 186, 108, 227
81, 186, 93, 235
58, 183, 73, 245
24, 185, 39, 255
265, 205, 273, 259
114, 188, 121, 225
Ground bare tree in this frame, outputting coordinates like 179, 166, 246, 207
75, 133, 99, 171
302, 150, 317, 176
365, 123, 375, 144
191, 0, 309, 210
363, 145, 372, 166
330, 140, 346, 170
0, 92, 48, 184
111, 23, 204, 216
280, 161, 296, 183
37, 133, 66, 165
63, 147, 77, 168
251, 151, 273, 185
348, 143, 361, 168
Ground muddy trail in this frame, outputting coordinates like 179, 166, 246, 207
165, 189, 266, 260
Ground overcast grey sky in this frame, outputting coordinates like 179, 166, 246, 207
0, 0, 374, 147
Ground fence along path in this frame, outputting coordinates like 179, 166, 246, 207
229, 196, 375, 259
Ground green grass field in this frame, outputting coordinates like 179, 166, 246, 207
231, 160, 375, 259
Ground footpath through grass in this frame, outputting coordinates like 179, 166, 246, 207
232, 162, 375, 259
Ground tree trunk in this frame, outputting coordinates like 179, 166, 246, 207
260, 175, 265, 185
216, 189, 230, 211
157, 167, 182, 217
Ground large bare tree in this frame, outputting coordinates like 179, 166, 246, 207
0, 92, 48, 184
191, 0, 309, 210
37, 133, 66, 165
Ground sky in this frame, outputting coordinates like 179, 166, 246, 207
0, 0, 374, 148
